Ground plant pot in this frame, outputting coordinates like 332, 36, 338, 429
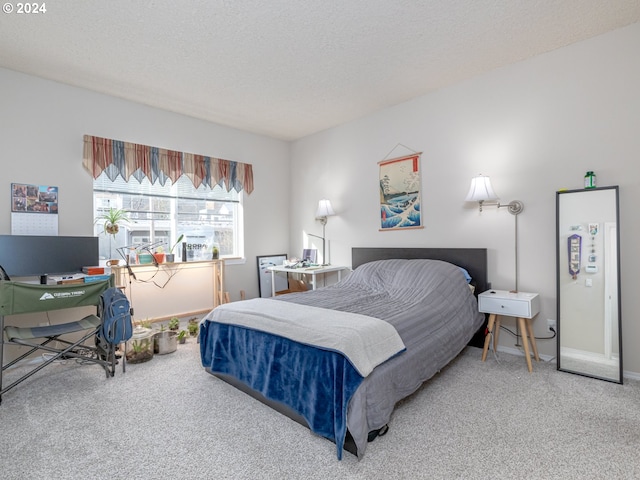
138, 253, 154, 264
153, 253, 165, 264
125, 327, 155, 364
105, 223, 119, 235
154, 330, 177, 354
165, 253, 175, 263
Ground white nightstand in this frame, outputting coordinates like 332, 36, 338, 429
478, 289, 541, 372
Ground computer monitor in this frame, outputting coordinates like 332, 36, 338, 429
0, 235, 99, 277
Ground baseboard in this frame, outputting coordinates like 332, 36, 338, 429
496, 344, 555, 363
494, 345, 640, 381
622, 370, 640, 381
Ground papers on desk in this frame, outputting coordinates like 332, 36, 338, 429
49, 274, 84, 285
49, 273, 111, 285
284, 265, 321, 271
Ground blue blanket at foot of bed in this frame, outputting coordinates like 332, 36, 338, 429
200, 320, 364, 459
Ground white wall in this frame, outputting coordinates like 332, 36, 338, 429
0, 67, 291, 302
2, 23, 639, 375
290, 23, 640, 374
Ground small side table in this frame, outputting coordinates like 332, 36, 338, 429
478, 289, 541, 372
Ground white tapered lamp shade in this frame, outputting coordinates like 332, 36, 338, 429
316, 199, 335, 218
465, 175, 499, 202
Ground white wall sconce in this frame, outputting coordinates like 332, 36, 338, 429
465, 174, 524, 292
465, 174, 524, 215
309, 199, 336, 265
315, 199, 336, 220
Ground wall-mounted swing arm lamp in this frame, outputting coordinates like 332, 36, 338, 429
465, 174, 524, 215
311, 199, 335, 266
465, 174, 524, 292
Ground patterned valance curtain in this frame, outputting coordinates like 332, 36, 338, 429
82, 135, 254, 194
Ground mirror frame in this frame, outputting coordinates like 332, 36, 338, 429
556, 186, 623, 384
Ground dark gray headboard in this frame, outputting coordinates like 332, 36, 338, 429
352, 247, 489, 295
352, 247, 489, 348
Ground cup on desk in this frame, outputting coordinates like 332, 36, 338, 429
106, 259, 120, 267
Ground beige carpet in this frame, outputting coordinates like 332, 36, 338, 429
1, 340, 639, 479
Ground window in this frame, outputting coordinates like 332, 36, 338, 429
83, 134, 252, 263
93, 173, 243, 262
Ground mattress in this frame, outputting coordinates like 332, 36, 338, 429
201, 258, 484, 458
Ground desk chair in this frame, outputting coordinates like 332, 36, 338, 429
0, 278, 117, 405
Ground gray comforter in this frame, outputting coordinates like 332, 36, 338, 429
276, 258, 484, 458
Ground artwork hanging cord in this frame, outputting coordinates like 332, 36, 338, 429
379, 153, 423, 231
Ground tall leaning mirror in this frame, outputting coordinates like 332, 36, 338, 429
556, 186, 622, 383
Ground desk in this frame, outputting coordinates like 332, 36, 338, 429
267, 265, 349, 296
478, 289, 541, 372
111, 260, 224, 321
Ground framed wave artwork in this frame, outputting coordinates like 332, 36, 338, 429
378, 153, 423, 231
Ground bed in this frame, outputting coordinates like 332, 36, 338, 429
200, 247, 487, 459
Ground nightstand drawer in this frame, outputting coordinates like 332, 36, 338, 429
478, 290, 540, 318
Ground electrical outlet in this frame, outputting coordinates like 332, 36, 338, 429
547, 319, 557, 333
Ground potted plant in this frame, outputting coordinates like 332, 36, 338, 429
177, 330, 187, 344
95, 207, 130, 260
125, 325, 155, 363
168, 317, 180, 331
153, 246, 166, 264
165, 234, 184, 263
137, 251, 154, 264
95, 207, 130, 237
187, 319, 199, 337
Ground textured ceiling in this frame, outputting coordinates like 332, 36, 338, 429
1, 1, 639, 140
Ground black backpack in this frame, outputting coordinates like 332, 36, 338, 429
98, 287, 133, 345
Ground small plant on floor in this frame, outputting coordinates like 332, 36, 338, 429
126, 338, 153, 363
177, 330, 187, 344
139, 319, 152, 329
168, 317, 180, 331
187, 322, 198, 337
187, 317, 199, 336
131, 339, 145, 353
